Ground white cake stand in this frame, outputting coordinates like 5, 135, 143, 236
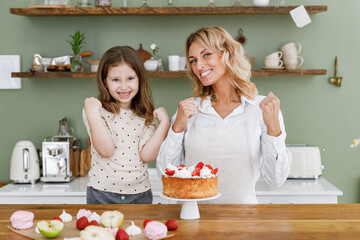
159, 193, 221, 220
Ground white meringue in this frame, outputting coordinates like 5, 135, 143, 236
88, 212, 101, 224
59, 210, 72, 223
126, 221, 142, 236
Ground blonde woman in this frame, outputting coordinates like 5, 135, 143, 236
157, 27, 292, 204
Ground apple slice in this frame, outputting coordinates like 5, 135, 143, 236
100, 211, 124, 228
80, 225, 115, 240
37, 220, 64, 238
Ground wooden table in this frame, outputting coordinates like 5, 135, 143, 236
1, 204, 360, 240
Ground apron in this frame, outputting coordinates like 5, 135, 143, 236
184, 105, 257, 204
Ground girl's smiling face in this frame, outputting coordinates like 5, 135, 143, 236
188, 42, 227, 87
106, 62, 139, 109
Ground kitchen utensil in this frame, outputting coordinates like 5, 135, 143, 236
329, 56, 342, 87
287, 145, 324, 179
253, 0, 269, 6
94, 0, 111, 7
233, 0, 242, 6
235, 28, 246, 44
80, 138, 91, 176
10, 140, 40, 184
141, 0, 149, 7
280, 42, 302, 57
40, 57, 52, 72
137, 44, 152, 63
208, 0, 216, 7
85, 59, 100, 72
283, 55, 303, 70
41, 135, 80, 182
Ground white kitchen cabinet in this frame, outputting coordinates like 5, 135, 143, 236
0, 169, 342, 204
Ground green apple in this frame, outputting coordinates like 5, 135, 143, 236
100, 211, 124, 228
80, 225, 115, 240
37, 220, 64, 238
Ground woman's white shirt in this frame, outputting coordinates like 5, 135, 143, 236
156, 95, 292, 188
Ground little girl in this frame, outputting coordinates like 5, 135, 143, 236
83, 46, 170, 204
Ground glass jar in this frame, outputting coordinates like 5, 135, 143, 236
94, 0, 111, 7
78, 0, 91, 7
71, 54, 83, 72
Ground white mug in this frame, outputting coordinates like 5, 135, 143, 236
280, 42, 302, 57
265, 51, 283, 60
264, 58, 283, 68
283, 55, 304, 70
168, 55, 180, 71
179, 56, 186, 70
253, 0, 269, 7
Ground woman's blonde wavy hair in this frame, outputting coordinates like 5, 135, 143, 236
185, 27, 258, 101
96, 46, 154, 126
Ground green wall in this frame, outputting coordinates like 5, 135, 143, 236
1, 0, 359, 203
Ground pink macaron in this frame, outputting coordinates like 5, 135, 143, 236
10, 210, 34, 229
145, 221, 168, 240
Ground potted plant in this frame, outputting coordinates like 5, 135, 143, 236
68, 30, 86, 72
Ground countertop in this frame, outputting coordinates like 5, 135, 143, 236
0, 169, 342, 204
2, 204, 360, 239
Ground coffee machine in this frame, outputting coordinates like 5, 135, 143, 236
40, 117, 80, 182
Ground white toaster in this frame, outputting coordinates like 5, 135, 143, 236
287, 145, 324, 179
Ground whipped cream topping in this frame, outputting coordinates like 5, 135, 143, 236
174, 168, 192, 178
126, 221, 142, 236
200, 166, 212, 177
88, 212, 100, 224
165, 163, 178, 173
164, 163, 216, 179
76, 209, 92, 220
60, 210, 72, 223
145, 221, 167, 240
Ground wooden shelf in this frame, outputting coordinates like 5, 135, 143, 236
9, 6, 327, 16
11, 69, 327, 78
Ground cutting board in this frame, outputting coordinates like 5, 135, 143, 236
8, 221, 174, 239
79, 138, 91, 177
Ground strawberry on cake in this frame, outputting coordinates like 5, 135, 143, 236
162, 162, 218, 199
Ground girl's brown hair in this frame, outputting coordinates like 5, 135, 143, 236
96, 46, 154, 126
185, 27, 258, 101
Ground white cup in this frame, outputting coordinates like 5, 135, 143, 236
253, 0, 269, 6
264, 58, 283, 68
265, 51, 283, 60
179, 56, 186, 70
283, 55, 304, 70
280, 42, 302, 58
168, 55, 180, 71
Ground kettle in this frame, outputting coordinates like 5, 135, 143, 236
10, 140, 40, 184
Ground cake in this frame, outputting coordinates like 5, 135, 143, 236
162, 162, 218, 199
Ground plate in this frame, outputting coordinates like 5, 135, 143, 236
261, 67, 285, 70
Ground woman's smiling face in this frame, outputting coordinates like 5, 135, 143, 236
188, 42, 227, 87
